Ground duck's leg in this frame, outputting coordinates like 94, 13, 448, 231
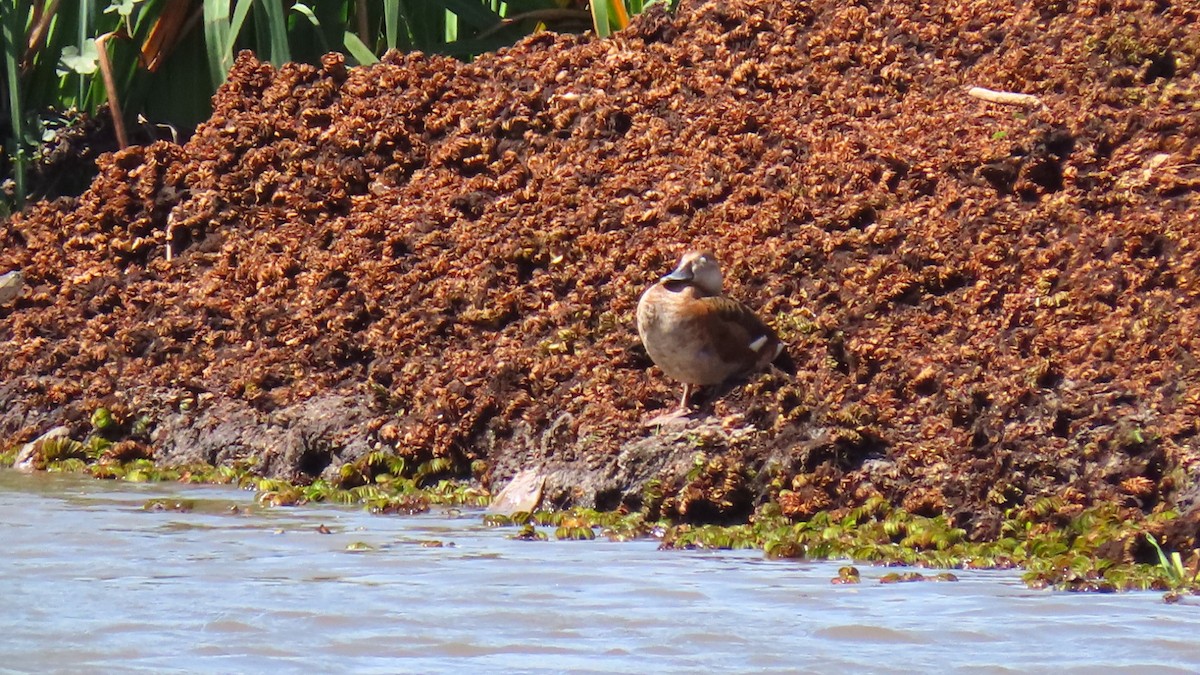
679, 383, 693, 411
643, 384, 699, 427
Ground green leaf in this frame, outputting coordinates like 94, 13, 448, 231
258, 0, 291, 66
291, 3, 330, 54
203, 0, 255, 88
591, 0, 612, 37
202, 0, 233, 88
1171, 551, 1186, 578
91, 407, 114, 431
384, 0, 401, 50
59, 40, 101, 76
343, 31, 378, 65
104, 0, 140, 19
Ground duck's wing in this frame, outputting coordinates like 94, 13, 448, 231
695, 296, 794, 375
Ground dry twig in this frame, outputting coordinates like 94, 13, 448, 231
967, 86, 1044, 108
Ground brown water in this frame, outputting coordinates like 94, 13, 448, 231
2, 469, 1199, 674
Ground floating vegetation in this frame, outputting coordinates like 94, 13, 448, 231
879, 572, 958, 584
143, 498, 195, 512
554, 525, 597, 541
510, 524, 548, 542
7, 426, 1200, 597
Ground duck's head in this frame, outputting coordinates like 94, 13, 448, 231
662, 250, 723, 295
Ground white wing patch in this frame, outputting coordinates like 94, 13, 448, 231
748, 335, 769, 353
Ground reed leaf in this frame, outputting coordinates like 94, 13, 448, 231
201, 0, 231, 88
589, 0, 612, 38
342, 30, 377, 65
383, 0, 400, 50
255, 0, 290, 66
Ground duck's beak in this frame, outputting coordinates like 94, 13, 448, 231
661, 261, 693, 283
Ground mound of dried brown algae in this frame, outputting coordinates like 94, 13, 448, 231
2, 0, 1198, 548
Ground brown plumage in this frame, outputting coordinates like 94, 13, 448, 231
637, 251, 794, 416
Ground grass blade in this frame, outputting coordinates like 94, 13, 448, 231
258, 0, 290, 66
590, 0, 611, 38
1146, 534, 1182, 587
204, 0, 256, 88
75, 0, 91, 102
384, 0, 400, 51
342, 30, 377, 65
228, 0, 254, 49
202, 0, 231, 88
291, 3, 329, 54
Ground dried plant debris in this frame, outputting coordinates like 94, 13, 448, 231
2, 0, 1200, 548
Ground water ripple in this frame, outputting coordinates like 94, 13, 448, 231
3, 470, 1200, 673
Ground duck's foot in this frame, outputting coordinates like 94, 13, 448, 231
642, 408, 699, 427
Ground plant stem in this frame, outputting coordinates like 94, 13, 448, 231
95, 31, 128, 149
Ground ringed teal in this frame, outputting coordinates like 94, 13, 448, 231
636, 251, 794, 419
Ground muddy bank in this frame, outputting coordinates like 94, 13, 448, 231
2, 0, 1199, 546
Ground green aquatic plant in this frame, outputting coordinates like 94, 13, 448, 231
532, 510, 564, 527
40, 436, 88, 465
84, 434, 112, 460
143, 498, 195, 512
510, 524, 547, 541
414, 456, 455, 484
427, 479, 490, 507
49, 457, 89, 473
90, 408, 115, 432
16, 427, 1200, 597
554, 525, 597, 541
482, 513, 513, 527
256, 481, 304, 507
1146, 534, 1199, 589
366, 493, 430, 515
659, 523, 758, 551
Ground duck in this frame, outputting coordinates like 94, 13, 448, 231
636, 250, 794, 421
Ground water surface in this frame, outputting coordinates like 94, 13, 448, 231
2, 470, 1198, 673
